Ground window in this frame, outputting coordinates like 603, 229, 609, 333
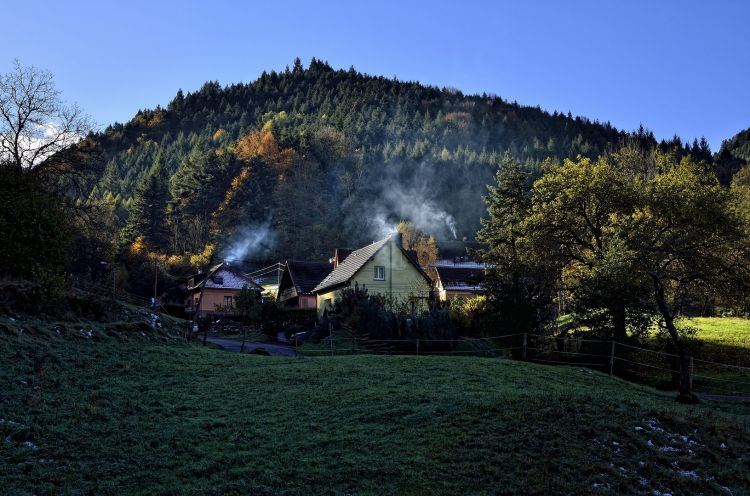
212, 276, 224, 285
223, 296, 233, 308
374, 266, 385, 280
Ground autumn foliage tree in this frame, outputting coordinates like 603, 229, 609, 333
396, 221, 439, 276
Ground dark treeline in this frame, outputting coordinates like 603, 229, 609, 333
716, 126, 750, 183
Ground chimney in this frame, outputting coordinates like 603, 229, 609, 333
391, 231, 403, 248
331, 248, 352, 268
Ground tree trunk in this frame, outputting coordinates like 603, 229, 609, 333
651, 276, 698, 402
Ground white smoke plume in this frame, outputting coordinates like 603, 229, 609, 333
221, 222, 275, 261
370, 213, 398, 238
370, 172, 458, 240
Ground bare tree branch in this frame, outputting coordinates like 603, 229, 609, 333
0, 59, 94, 173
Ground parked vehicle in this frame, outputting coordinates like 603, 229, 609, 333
291, 331, 310, 345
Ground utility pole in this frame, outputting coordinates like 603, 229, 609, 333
100, 260, 117, 299
153, 258, 158, 308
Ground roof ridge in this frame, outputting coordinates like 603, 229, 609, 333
312, 236, 391, 293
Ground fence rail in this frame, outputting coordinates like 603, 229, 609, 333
294, 331, 750, 395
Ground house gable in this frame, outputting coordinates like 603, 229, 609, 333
349, 244, 432, 298
313, 235, 433, 316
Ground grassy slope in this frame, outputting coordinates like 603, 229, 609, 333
2, 324, 750, 496
685, 318, 750, 394
689, 317, 750, 365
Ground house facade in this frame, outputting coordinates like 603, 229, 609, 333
312, 233, 433, 317
185, 262, 263, 317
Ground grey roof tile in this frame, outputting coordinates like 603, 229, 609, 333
312, 237, 390, 293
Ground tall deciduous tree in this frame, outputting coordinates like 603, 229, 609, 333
729, 165, 750, 314
524, 155, 650, 340
517, 148, 749, 399
0, 60, 92, 173
620, 156, 748, 399
0, 61, 93, 284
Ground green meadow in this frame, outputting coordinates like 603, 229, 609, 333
2, 317, 749, 495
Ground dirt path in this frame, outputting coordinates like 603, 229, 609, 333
205, 337, 297, 357
696, 392, 750, 403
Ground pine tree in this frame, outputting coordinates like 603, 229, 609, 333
120, 156, 169, 248
476, 153, 531, 278
476, 153, 552, 332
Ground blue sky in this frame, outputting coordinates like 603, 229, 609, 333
4, 0, 749, 151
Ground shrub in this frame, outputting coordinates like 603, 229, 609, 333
332, 285, 457, 353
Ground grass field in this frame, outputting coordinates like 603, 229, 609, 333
689, 317, 750, 366
2, 319, 750, 495
683, 317, 750, 394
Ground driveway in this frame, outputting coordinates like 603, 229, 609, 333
205, 336, 297, 357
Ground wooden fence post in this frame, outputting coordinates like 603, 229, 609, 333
330, 328, 334, 357
522, 333, 527, 360
416, 339, 420, 356
609, 341, 616, 375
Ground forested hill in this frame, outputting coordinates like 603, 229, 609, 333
716, 126, 750, 183
85, 58, 708, 263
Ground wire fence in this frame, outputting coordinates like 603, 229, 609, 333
294, 331, 750, 395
